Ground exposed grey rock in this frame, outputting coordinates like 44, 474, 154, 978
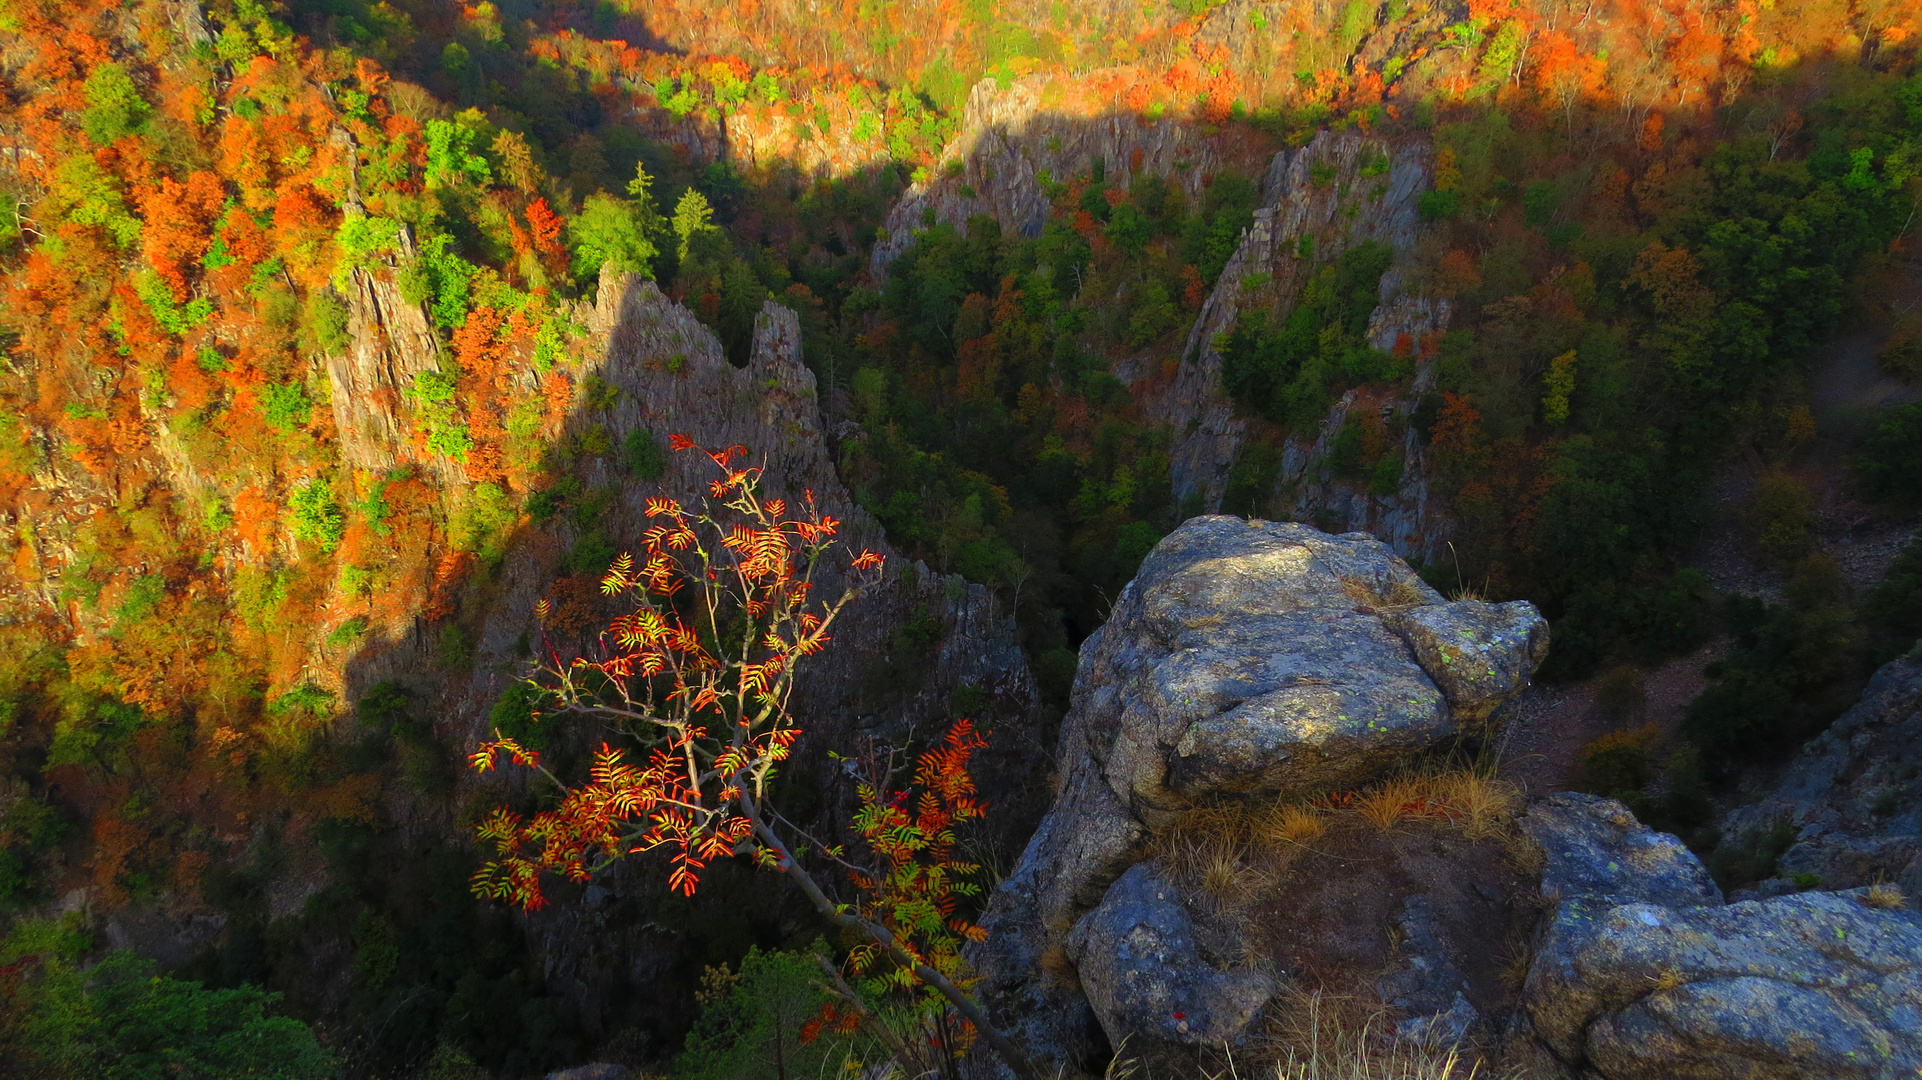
1523, 793, 1723, 909
1384, 601, 1552, 724
1376, 895, 1479, 1046
437, 272, 1050, 1035
1067, 864, 1277, 1048
326, 231, 461, 484
974, 516, 1545, 1066
1720, 655, 1922, 898
870, 76, 1223, 275
1527, 890, 1922, 1080
1130, 130, 1447, 563
1523, 794, 1922, 1079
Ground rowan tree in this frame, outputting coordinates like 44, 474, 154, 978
468, 438, 1036, 1080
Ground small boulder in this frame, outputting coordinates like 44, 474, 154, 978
1067, 864, 1276, 1049
1524, 792, 1723, 908
1383, 601, 1551, 724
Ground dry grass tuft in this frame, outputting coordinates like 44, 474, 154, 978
1197, 838, 1247, 896
1356, 777, 1429, 831
1646, 968, 1686, 992
1262, 989, 1482, 1080
1864, 881, 1907, 909
1430, 772, 1517, 838
1259, 803, 1330, 846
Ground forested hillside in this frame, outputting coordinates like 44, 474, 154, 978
0, 0, 1920, 1076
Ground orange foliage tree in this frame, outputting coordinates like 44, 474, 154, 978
467, 438, 1036, 1079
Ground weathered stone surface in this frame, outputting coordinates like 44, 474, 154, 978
1375, 895, 1480, 1047
1528, 890, 1922, 1079
1523, 794, 1922, 1079
870, 76, 1231, 275
1067, 864, 1277, 1048
1524, 793, 1723, 909
1384, 601, 1552, 724
325, 231, 461, 484
974, 515, 1546, 1066
1720, 655, 1922, 899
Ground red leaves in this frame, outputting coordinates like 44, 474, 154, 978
469, 433, 880, 909
524, 196, 565, 255
839, 720, 993, 992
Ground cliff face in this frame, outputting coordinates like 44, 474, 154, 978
877, 83, 1454, 563
326, 239, 460, 484
869, 74, 1258, 273
1718, 655, 1922, 900
385, 272, 1050, 1027
1130, 129, 1452, 560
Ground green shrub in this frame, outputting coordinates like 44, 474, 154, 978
289, 479, 345, 552
675, 947, 860, 1080
624, 427, 668, 480
303, 290, 352, 355
1418, 188, 1461, 221
262, 381, 311, 432
80, 63, 151, 145
1741, 473, 1816, 563
1854, 402, 1922, 507
5, 947, 334, 1080
1865, 537, 1922, 647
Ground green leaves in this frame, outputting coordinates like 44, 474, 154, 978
4, 947, 335, 1080
422, 119, 491, 190
80, 63, 151, 146
289, 479, 345, 553
567, 192, 659, 280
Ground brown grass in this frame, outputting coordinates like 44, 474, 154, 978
1429, 772, 1517, 839
1864, 882, 1907, 909
1260, 989, 1483, 1080
1356, 777, 1428, 831
1259, 803, 1330, 846
1647, 968, 1686, 992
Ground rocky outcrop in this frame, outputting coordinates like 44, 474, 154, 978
1137, 130, 1434, 523
1522, 793, 1922, 1080
973, 515, 1547, 1066
870, 74, 1263, 274
1719, 654, 1922, 898
326, 236, 456, 482
426, 271, 1050, 1031
1375, 895, 1482, 1047
1066, 864, 1276, 1049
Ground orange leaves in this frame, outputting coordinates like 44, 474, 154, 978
525, 197, 566, 256
137, 170, 223, 301
838, 721, 993, 991
467, 434, 888, 910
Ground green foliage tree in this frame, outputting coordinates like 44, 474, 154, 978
676, 948, 860, 1080
1854, 402, 1922, 507
289, 479, 346, 553
1, 920, 334, 1080
568, 192, 658, 282
673, 188, 720, 262
80, 63, 151, 146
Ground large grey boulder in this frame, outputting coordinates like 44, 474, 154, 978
1719, 655, 1922, 898
1066, 865, 1276, 1049
1523, 794, 1922, 1080
973, 517, 1547, 1066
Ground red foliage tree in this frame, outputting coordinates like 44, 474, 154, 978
468, 438, 1035, 1079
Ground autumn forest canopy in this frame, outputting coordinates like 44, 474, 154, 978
1, 0, 1922, 1075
